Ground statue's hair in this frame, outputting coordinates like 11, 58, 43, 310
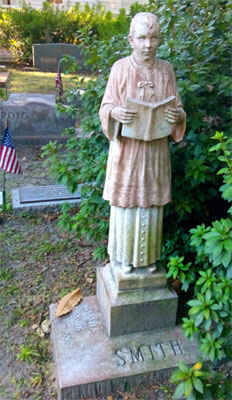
129, 12, 160, 37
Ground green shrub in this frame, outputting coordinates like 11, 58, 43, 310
0, 2, 129, 64
170, 361, 231, 400
168, 132, 232, 399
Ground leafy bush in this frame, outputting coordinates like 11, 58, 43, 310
170, 361, 231, 400
168, 132, 232, 399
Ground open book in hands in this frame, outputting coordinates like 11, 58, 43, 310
121, 95, 176, 141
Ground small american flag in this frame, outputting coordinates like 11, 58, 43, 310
0, 127, 22, 174
56, 71, 63, 97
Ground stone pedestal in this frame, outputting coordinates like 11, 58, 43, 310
50, 297, 201, 400
97, 263, 178, 337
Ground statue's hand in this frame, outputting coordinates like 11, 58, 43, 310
111, 106, 137, 124
164, 107, 185, 124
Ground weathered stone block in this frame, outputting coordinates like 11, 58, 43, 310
112, 261, 167, 290
50, 297, 201, 400
97, 264, 178, 337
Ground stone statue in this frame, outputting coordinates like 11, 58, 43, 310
99, 12, 186, 275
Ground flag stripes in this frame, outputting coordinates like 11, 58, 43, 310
56, 72, 63, 97
0, 127, 22, 174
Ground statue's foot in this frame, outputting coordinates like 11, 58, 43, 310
122, 264, 133, 274
149, 263, 157, 274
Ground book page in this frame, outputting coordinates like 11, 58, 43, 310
121, 96, 176, 141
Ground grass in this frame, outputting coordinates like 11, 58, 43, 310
7, 67, 89, 95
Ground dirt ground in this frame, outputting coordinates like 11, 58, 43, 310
0, 146, 178, 400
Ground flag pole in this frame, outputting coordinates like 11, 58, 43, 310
2, 115, 8, 211
59, 60, 62, 103
2, 170, 6, 211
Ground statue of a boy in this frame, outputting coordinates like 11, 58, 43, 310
99, 12, 186, 274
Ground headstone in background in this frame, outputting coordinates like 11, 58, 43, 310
12, 184, 83, 214
0, 93, 75, 145
33, 43, 87, 72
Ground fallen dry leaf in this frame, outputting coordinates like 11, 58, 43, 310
56, 288, 82, 318
36, 327, 45, 338
41, 319, 51, 334
107, 396, 113, 400
31, 324, 39, 330
86, 276, 94, 284
151, 384, 159, 389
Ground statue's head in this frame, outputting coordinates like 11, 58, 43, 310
128, 12, 160, 63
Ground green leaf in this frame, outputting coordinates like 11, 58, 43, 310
187, 300, 202, 307
195, 312, 204, 327
204, 317, 212, 330
174, 382, 185, 399
209, 348, 215, 361
222, 251, 231, 268
221, 185, 232, 201
185, 378, 193, 397
211, 310, 219, 323
205, 290, 211, 302
178, 361, 190, 373
204, 307, 210, 320
189, 306, 202, 315
192, 377, 204, 394
171, 369, 187, 381
224, 239, 232, 252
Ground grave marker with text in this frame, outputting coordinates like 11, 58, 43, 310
50, 297, 201, 400
33, 43, 87, 72
0, 94, 75, 145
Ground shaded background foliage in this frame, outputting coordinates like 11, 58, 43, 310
0, 2, 128, 64
41, 0, 231, 261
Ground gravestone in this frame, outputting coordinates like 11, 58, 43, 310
0, 93, 75, 145
50, 262, 202, 399
12, 184, 83, 215
50, 297, 201, 399
33, 43, 87, 72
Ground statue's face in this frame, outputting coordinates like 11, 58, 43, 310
129, 22, 160, 62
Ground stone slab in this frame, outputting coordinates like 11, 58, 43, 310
112, 261, 167, 290
32, 43, 87, 72
97, 265, 178, 337
19, 185, 82, 203
0, 70, 10, 88
12, 184, 83, 215
50, 297, 201, 399
0, 93, 75, 145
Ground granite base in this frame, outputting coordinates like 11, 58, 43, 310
97, 264, 178, 337
50, 297, 201, 400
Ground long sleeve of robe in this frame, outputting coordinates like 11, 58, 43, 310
99, 55, 186, 209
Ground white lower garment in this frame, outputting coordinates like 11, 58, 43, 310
108, 205, 163, 268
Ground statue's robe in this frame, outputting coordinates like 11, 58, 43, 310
99, 54, 186, 268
